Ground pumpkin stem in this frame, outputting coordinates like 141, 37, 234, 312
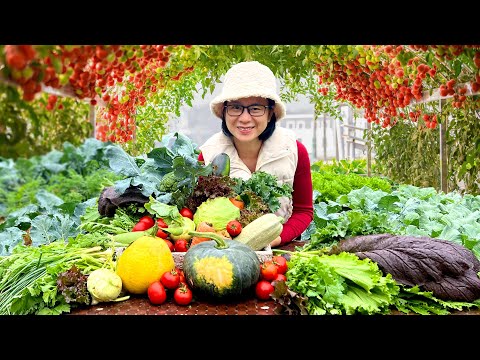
188, 231, 229, 249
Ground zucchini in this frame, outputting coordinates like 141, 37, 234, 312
234, 213, 283, 251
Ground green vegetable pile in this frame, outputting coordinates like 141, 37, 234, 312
0, 133, 296, 315
272, 250, 399, 315
272, 249, 480, 315
0, 236, 117, 315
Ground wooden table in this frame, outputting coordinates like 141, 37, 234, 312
70, 293, 280, 315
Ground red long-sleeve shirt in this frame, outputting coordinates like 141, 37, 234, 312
198, 140, 314, 245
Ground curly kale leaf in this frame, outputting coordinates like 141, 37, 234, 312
240, 171, 292, 213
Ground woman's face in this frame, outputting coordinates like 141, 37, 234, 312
224, 97, 273, 143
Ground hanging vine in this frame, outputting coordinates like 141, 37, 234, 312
1, 44, 479, 191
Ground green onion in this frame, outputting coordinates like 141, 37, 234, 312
0, 244, 114, 315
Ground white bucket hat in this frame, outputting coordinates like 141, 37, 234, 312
210, 61, 286, 121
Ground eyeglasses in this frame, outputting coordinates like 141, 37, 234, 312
224, 104, 271, 117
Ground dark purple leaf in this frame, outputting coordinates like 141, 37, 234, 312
330, 234, 480, 302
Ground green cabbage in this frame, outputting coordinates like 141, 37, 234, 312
193, 197, 240, 230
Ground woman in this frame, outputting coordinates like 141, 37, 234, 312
199, 61, 314, 248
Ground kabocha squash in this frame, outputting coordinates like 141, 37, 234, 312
233, 213, 283, 251
184, 231, 261, 300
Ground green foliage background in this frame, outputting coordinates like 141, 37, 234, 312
368, 96, 480, 195
0, 82, 91, 159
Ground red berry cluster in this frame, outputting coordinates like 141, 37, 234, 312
2, 45, 194, 144
314, 45, 480, 130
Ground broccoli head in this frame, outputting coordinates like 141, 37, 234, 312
158, 172, 179, 193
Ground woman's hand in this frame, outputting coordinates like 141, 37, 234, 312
270, 236, 282, 248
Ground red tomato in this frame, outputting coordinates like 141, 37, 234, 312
160, 270, 181, 289
176, 268, 186, 283
139, 216, 155, 228
156, 228, 169, 239
156, 218, 168, 228
132, 221, 150, 232
260, 261, 278, 281
272, 255, 288, 275
255, 280, 275, 300
226, 220, 242, 237
174, 239, 189, 252
147, 281, 167, 305
163, 239, 174, 252
179, 207, 193, 220
173, 283, 193, 305
272, 273, 287, 283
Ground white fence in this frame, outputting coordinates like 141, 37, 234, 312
278, 105, 370, 163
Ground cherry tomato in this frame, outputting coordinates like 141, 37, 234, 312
160, 269, 181, 289
132, 221, 150, 232
139, 216, 155, 228
179, 207, 194, 220
163, 239, 174, 252
272, 273, 287, 283
272, 255, 288, 275
176, 268, 186, 283
226, 220, 242, 237
156, 228, 169, 239
260, 261, 278, 281
173, 283, 193, 305
147, 280, 167, 305
174, 239, 189, 252
255, 280, 275, 300
156, 218, 168, 228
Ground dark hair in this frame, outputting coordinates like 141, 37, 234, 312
221, 99, 277, 141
